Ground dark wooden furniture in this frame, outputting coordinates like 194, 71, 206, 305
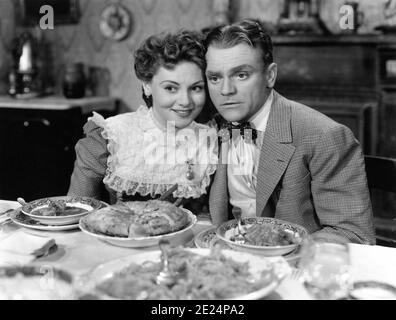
0, 96, 117, 202
365, 155, 396, 247
272, 34, 396, 156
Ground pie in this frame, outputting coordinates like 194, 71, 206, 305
83, 200, 189, 237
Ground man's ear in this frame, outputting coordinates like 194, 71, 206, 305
266, 63, 277, 89
142, 82, 152, 96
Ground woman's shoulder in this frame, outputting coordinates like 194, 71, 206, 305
86, 106, 150, 134
104, 106, 148, 124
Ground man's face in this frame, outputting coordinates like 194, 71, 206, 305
205, 43, 272, 123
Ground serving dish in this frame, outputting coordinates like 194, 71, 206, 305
195, 225, 303, 266
194, 226, 232, 249
21, 196, 103, 226
9, 209, 80, 231
0, 265, 75, 300
79, 208, 197, 248
75, 248, 291, 300
216, 217, 308, 257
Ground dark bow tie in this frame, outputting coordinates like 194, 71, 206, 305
220, 121, 258, 142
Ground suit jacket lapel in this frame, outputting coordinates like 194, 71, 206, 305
256, 91, 296, 216
209, 140, 230, 225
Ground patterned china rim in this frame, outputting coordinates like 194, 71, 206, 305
9, 209, 80, 231
22, 196, 103, 219
194, 226, 232, 249
194, 226, 303, 261
79, 209, 197, 242
216, 217, 308, 250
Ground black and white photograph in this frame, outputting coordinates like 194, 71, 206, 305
0, 0, 396, 304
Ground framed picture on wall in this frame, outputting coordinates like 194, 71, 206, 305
19, 0, 80, 26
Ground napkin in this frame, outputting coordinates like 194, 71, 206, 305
0, 200, 21, 224
0, 230, 56, 266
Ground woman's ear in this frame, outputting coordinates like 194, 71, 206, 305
266, 63, 277, 89
142, 83, 152, 97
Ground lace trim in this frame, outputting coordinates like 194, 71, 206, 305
88, 110, 218, 199
104, 163, 217, 199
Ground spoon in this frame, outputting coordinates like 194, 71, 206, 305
155, 239, 177, 287
231, 207, 246, 244
17, 197, 27, 206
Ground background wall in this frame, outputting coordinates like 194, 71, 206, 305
235, 0, 390, 34
0, 0, 392, 111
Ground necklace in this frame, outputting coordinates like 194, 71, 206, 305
186, 159, 194, 180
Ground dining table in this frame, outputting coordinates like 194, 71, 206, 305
1, 199, 396, 300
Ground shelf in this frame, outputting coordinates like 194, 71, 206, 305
272, 34, 396, 45
0, 95, 117, 113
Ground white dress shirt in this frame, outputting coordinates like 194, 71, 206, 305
227, 90, 273, 217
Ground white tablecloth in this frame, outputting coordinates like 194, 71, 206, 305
1, 200, 396, 300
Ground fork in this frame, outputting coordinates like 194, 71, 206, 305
289, 268, 304, 282
231, 207, 246, 244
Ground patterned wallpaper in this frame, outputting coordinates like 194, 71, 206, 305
0, 0, 391, 111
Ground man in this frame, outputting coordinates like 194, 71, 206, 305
205, 19, 375, 244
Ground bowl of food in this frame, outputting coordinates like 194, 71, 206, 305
75, 247, 291, 300
216, 217, 308, 257
21, 196, 104, 226
0, 265, 75, 300
79, 200, 197, 248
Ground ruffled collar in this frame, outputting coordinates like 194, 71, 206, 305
92, 105, 219, 199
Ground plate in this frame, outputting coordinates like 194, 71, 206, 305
216, 217, 308, 257
22, 196, 104, 226
349, 281, 396, 300
194, 227, 232, 249
0, 265, 75, 300
79, 208, 197, 248
9, 209, 80, 231
195, 226, 303, 265
76, 248, 291, 300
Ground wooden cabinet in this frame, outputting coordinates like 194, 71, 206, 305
0, 96, 117, 201
272, 34, 396, 156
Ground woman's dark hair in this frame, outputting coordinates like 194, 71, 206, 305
204, 18, 273, 67
134, 30, 206, 107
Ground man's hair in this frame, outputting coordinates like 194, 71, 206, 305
204, 19, 273, 67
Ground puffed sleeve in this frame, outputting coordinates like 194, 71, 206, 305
67, 120, 109, 200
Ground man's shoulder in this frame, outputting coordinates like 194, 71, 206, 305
278, 93, 349, 136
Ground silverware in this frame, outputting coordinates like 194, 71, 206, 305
231, 207, 246, 244
0, 209, 16, 226
289, 268, 304, 282
173, 198, 183, 207
159, 184, 178, 201
0, 209, 14, 216
17, 197, 27, 206
155, 239, 177, 287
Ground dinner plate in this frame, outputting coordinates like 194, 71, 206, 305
194, 226, 303, 266
21, 196, 103, 226
79, 208, 197, 248
9, 209, 80, 231
216, 217, 308, 257
194, 226, 233, 249
76, 248, 291, 300
0, 265, 75, 300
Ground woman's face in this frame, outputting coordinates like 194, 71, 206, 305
145, 61, 206, 129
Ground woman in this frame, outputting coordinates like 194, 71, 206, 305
67, 30, 218, 210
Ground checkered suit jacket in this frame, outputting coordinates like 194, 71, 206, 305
209, 91, 375, 244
